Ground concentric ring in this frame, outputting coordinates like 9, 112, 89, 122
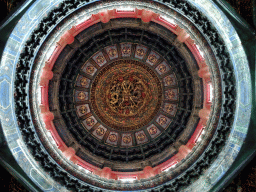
4, 0, 250, 191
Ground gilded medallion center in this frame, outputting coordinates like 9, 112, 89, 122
91, 60, 162, 131
106, 73, 148, 117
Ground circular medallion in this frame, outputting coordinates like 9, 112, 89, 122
80, 77, 89, 86
86, 65, 95, 74
91, 60, 162, 131
166, 90, 176, 100
86, 117, 95, 127
79, 106, 88, 114
136, 48, 145, 57
78, 92, 86, 100
148, 126, 158, 135
121, 46, 131, 55
96, 127, 105, 136
109, 134, 117, 142
106, 74, 148, 117
158, 64, 167, 73
123, 135, 132, 144
96, 55, 105, 65
108, 48, 117, 57
164, 76, 174, 86
158, 116, 167, 126
148, 54, 157, 64
137, 133, 146, 141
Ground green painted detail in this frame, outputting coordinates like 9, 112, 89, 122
234, 126, 249, 134
229, 136, 243, 146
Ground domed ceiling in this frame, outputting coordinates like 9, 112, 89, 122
48, 22, 202, 172
0, 0, 252, 192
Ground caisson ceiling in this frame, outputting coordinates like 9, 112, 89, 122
0, 0, 253, 191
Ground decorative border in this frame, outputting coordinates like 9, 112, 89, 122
15, 1, 233, 189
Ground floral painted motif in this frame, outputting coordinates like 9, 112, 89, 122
157, 115, 171, 129
164, 76, 175, 86
86, 65, 95, 75
135, 45, 147, 59
165, 89, 178, 100
158, 116, 167, 126
109, 134, 117, 143
122, 47, 131, 55
78, 92, 86, 100
108, 48, 117, 58
121, 44, 132, 57
148, 54, 158, 64
136, 49, 145, 57
80, 77, 90, 87
137, 133, 146, 141
158, 64, 167, 73
79, 105, 88, 114
123, 135, 132, 144
164, 103, 177, 116
86, 117, 95, 127
92, 52, 106, 66
166, 90, 176, 99
156, 61, 170, 75
96, 127, 105, 136
148, 126, 158, 135
96, 55, 105, 65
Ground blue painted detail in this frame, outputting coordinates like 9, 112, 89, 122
10, 34, 22, 43
229, 143, 235, 148
228, 26, 234, 37
0, 79, 10, 109
46, 187, 59, 192
6, 132, 19, 143
210, 166, 225, 184
14, 150, 32, 173
4, 47, 18, 56
12, 146, 21, 154
240, 80, 249, 105
225, 144, 234, 155
235, 145, 241, 151
233, 130, 246, 140
3, 58, 14, 68
229, 35, 236, 42
12, 14, 32, 39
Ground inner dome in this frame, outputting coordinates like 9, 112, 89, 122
46, 18, 203, 172
91, 59, 162, 131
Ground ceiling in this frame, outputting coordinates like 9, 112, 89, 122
0, 0, 254, 191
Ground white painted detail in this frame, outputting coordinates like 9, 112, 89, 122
39, 86, 43, 105
116, 7, 135, 12
160, 15, 176, 25
208, 83, 213, 102
196, 44, 204, 57
162, 161, 178, 172
118, 177, 137, 182
46, 45, 56, 61
75, 16, 91, 25
196, 128, 205, 143
77, 164, 92, 174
